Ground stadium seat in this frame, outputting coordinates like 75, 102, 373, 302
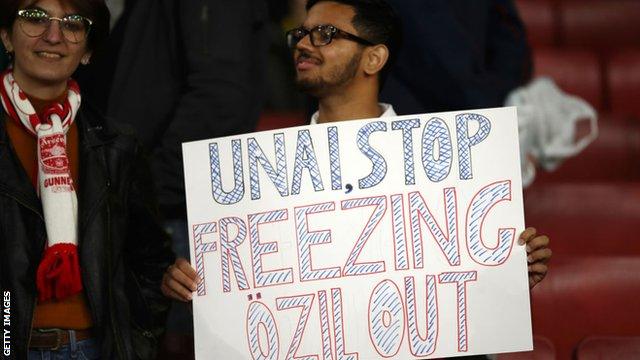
533, 49, 603, 110
607, 50, 640, 118
576, 336, 640, 360
515, 0, 557, 47
497, 336, 556, 360
530, 257, 640, 359
533, 118, 640, 183
524, 182, 640, 257
560, 0, 640, 49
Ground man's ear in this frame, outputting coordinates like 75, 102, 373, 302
1, 29, 14, 53
362, 44, 389, 76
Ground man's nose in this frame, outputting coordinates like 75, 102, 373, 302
295, 33, 315, 52
42, 19, 64, 43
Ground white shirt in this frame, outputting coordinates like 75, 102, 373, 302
309, 103, 397, 125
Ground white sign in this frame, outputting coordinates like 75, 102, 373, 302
183, 107, 532, 359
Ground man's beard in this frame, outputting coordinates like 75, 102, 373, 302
295, 51, 362, 96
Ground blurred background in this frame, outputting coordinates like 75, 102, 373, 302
501, 0, 640, 359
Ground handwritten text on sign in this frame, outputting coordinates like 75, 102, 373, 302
183, 107, 532, 359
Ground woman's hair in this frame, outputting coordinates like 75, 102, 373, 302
0, 0, 110, 52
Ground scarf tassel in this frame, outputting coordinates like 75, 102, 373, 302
36, 243, 83, 302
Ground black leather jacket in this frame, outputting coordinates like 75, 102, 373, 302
0, 104, 175, 359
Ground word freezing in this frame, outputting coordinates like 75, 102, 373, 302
193, 180, 514, 296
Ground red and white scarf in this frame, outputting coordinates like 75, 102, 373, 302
0, 69, 83, 302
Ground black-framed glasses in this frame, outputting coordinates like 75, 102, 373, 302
286, 24, 374, 49
16, 8, 92, 44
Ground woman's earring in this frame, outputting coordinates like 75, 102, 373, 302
80, 56, 90, 65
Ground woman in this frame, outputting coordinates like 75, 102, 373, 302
0, 0, 174, 358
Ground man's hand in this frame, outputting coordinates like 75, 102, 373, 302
518, 227, 551, 289
161, 257, 200, 302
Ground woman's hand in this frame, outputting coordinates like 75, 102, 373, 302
518, 227, 552, 289
161, 257, 200, 302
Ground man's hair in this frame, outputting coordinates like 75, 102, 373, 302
306, 0, 402, 86
0, 0, 110, 52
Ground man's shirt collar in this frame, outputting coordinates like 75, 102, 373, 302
310, 103, 396, 125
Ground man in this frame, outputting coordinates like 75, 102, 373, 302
291, 3, 549, 359
163, 0, 550, 298
162, 5, 552, 356
286, 0, 551, 290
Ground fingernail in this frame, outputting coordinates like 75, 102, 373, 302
526, 245, 532, 252
187, 293, 192, 301
518, 238, 525, 245
527, 256, 533, 263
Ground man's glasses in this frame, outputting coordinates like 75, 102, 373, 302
286, 24, 373, 49
16, 8, 92, 44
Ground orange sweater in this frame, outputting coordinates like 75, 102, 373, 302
4, 94, 93, 330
